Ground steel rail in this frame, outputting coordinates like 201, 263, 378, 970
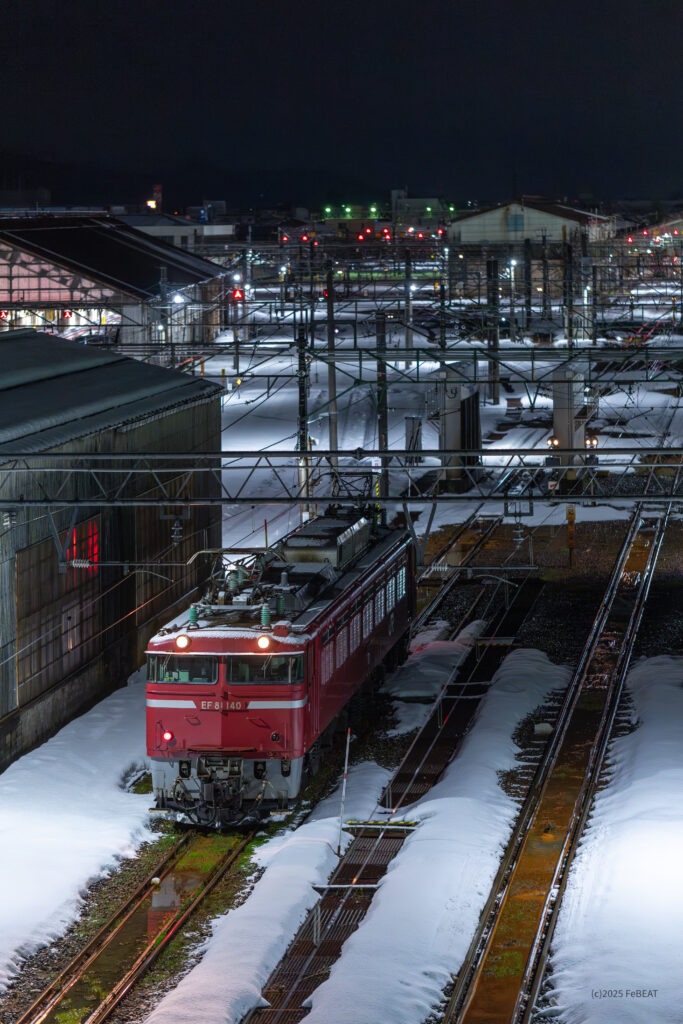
441, 507, 651, 1023
416, 503, 484, 583
244, 537, 542, 1024
516, 498, 673, 1023
14, 832, 193, 1024
83, 833, 254, 1024
413, 514, 502, 633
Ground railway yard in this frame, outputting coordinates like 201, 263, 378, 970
1, 237, 683, 1024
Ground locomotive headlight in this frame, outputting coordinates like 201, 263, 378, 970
257, 635, 270, 650
162, 730, 174, 742
176, 634, 190, 650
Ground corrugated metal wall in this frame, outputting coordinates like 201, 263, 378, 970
0, 394, 221, 766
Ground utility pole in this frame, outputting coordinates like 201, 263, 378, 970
592, 263, 598, 345
439, 273, 446, 347
326, 264, 339, 476
376, 311, 388, 524
541, 236, 550, 319
486, 257, 500, 405
563, 241, 574, 347
524, 237, 532, 329
159, 266, 169, 360
297, 326, 311, 522
404, 247, 412, 367
309, 241, 316, 348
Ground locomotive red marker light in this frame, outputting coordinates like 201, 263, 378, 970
257, 635, 270, 649
162, 730, 174, 742
176, 634, 190, 649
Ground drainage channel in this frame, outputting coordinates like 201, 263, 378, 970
241, 569, 543, 1024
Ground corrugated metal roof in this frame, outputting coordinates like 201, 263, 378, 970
0, 216, 222, 300
0, 330, 223, 454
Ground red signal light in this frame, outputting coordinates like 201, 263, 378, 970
0, 311, 7, 319
365, 227, 371, 234
437, 228, 444, 236
357, 233, 364, 241
417, 232, 424, 239
162, 730, 174, 742
63, 310, 73, 319
232, 288, 244, 301
313, 240, 318, 246
675, 230, 679, 236
301, 234, 309, 242
642, 230, 648, 236
282, 234, 289, 242
627, 236, 633, 243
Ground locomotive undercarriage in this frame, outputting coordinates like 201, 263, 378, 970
152, 753, 304, 828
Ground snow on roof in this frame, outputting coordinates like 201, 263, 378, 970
0, 330, 222, 454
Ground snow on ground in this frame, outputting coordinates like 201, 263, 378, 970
145, 648, 567, 1024
302, 649, 570, 1024
383, 620, 486, 700
145, 761, 391, 1024
381, 620, 484, 737
0, 676, 151, 989
214, 338, 683, 552
544, 656, 683, 1024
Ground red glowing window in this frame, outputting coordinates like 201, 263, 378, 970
65, 518, 99, 576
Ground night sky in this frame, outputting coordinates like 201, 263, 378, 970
3, 0, 683, 206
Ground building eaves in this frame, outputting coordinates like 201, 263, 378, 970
0, 330, 223, 455
0, 216, 222, 301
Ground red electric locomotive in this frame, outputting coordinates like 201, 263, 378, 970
146, 507, 415, 826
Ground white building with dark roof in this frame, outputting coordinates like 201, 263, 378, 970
447, 200, 614, 244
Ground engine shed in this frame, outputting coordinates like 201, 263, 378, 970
0, 329, 223, 770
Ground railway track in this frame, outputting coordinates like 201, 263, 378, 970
241, 517, 544, 1024
442, 503, 670, 1024
15, 831, 253, 1024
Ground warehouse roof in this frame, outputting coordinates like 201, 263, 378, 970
0, 216, 221, 300
0, 330, 223, 455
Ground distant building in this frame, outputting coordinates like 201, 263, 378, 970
0, 330, 223, 769
448, 200, 614, 245
391, 189, 447, 228
117, 212, 198, 249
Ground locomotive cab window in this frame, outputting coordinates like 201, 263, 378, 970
226, 654, 304, 685
147, 655, 217, 684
